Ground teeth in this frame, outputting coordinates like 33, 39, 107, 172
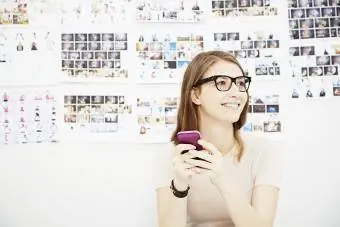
222, 103, 239, 109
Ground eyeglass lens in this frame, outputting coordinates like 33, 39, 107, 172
215, 76, 249, 91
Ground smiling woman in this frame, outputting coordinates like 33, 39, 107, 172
154, 50, 283, 227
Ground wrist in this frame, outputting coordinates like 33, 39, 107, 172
173, 177, 190, 191
170, 179, 190, 198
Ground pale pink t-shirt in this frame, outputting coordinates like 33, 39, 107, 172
153, 133, 283, 227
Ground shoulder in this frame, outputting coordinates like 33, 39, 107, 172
241, 132, 283, 158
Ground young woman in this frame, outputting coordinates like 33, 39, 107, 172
154, 51, 283, 227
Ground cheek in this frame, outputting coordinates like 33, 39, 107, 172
240, 93, 248, 106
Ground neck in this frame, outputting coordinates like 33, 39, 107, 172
198, 113, 236, 156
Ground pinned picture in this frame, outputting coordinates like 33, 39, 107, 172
136, 0, 203, 22
63, 93, 134, 142
136, 96, 179, 142
212, 0, 279, 17
136, 32, 204, 83
0, 88, 59, 145
61, 32, 129, 82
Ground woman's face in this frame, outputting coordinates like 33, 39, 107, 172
191, 60, 248, 124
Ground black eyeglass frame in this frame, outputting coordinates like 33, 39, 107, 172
193, 75, 252, 92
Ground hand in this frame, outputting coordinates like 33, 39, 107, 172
172, 143, 204, 190
183, 139, 228, 185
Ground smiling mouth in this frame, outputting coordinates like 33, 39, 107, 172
221, 103, 240, 109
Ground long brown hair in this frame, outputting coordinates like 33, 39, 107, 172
170, 50, 249, 162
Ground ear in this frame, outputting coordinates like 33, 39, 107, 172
191, 88, 201, 105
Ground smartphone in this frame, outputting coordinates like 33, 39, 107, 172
176, 130, 203, 151
176, 130, 207, 163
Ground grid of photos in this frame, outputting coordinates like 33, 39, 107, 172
0, 1, 29, 25
136, 32, 204, 83
60, 0, 133, 26
136, 0, 203, 22
0, 89, 58, 145
289, 43, 340, 98
61, 32, 129, 82
288, 0, 340, 39
136, 96, 178, 142
212, 0, 278, 17
213, 31, 282, 79
63, 94, 133, 137
243, 93, 282, 134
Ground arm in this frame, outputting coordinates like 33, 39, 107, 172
155, 143, 198, 227
156, 179, 189, 227
213, 174, 279, 227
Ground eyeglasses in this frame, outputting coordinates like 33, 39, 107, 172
194, 75, 251, 92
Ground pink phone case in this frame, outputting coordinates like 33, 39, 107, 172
176, 130, 203, 151
177, 130, 209, 164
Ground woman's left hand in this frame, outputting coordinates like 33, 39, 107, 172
183, 139, 228, 185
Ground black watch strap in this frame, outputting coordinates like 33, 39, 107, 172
170, 179, 190, 198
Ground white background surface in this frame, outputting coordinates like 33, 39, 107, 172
1, 0, 340, 226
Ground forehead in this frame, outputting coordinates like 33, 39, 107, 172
205, 60, 243, 78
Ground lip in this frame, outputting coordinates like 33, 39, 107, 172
221, 103, 241, 107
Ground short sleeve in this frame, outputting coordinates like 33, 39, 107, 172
253, 140, 284, 189
152, 143, 175, 190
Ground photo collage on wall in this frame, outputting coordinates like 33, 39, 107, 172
136, 32, 204, 83
287, 0, 340, 99
213, 30, 282, 80
289, 43, 340, 98
136, 96, 178, 142
211, 0, 279, 17
63, 94, 134, 142
0, 88, 59, 145
0, 1, 29, 25
60, 0, 133, 26
288, 0, 340, 39
61, 32, 129, 82
135, 0, 204, 23
243, 93, 281, 134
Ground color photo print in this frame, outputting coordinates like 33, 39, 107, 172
288, 0, 340, 39
61, 32, 129, 82
136, 32, 204, 83
60, 0, 133, 27
243, 93, 282, 134
213, 30, 282, 79
135, 0, 203, 22
0, 1, 29, 25
211, 0, 279, 17
63, 94, 134, 142
289, 42, 340, 98
0, 88, 59, 145
136, 96, 178, 143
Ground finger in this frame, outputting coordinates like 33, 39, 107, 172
197, 139, 219, 155
183, 157, 213, 170
176, 144, 196, 155
188, 150, 213, 163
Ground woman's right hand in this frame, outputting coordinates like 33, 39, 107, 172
172, 144, 201, 190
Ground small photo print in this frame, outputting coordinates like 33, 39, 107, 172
266, 104, 279, 113
264, 121, 281, 132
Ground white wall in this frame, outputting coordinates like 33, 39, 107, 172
0, 100, 340, 227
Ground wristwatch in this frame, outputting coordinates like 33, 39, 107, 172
170, 179, 190, 198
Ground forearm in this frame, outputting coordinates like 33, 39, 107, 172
214, 177, 272, 227
158, 179, 188, 227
